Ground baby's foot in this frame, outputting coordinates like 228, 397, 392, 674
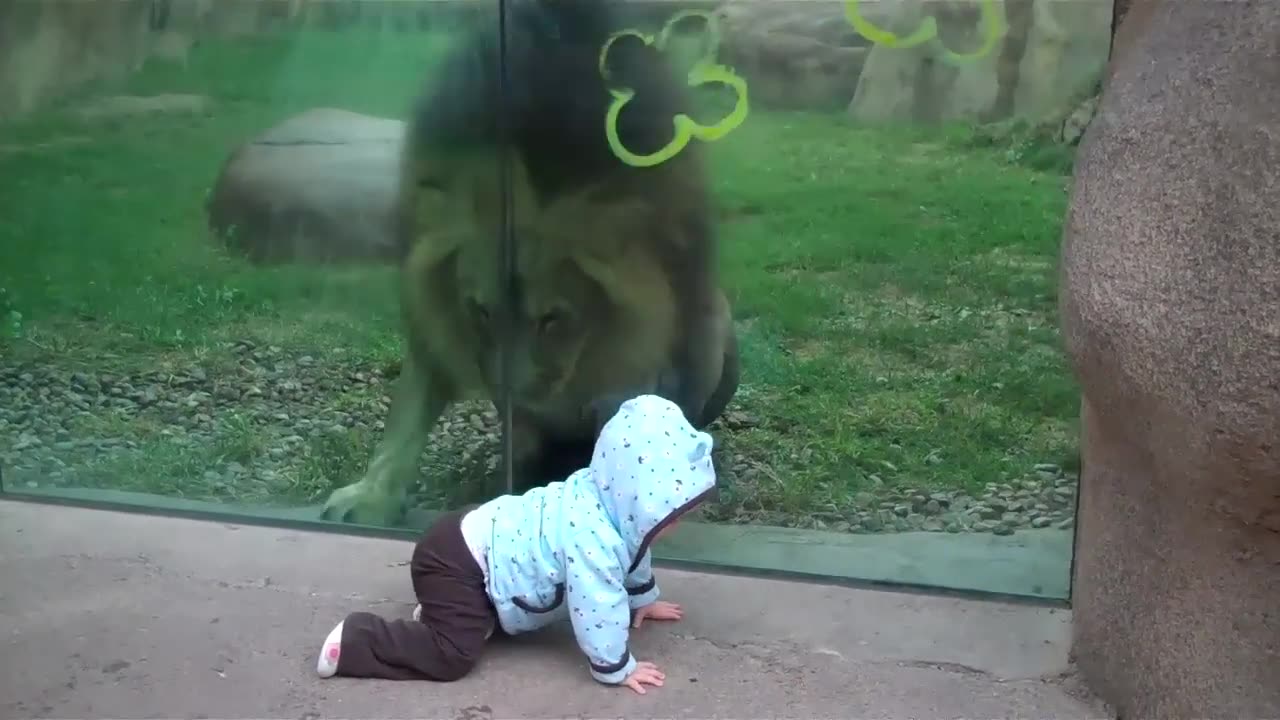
315, 620, 344, 678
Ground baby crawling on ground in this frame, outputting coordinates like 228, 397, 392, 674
314, 394, 718, 695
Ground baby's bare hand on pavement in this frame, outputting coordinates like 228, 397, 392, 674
622, 661, 665, 695
633, 600, 683, 628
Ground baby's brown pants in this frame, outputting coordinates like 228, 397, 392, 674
334, 510, 497, 681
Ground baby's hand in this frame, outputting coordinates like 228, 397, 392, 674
632, 600, 683, 628
622, 660, 665, 694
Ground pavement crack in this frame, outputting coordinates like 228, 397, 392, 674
669, 631, 741, 653
896, 659, 993, 677
669, 631, 820, 666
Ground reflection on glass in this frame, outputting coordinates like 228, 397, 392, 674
1, 0, 1108, 601
497, 0, 1104, 601
0, 0, 511, 530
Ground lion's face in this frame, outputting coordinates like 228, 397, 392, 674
457, 245, 609, 407
405, 150, 671, 410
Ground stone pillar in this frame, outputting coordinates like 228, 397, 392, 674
1060, 0, 1280, 717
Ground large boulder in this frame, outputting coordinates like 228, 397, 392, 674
206, 107, 405, 266
847, 0, 1112, 125
1061, 0, 1280, 717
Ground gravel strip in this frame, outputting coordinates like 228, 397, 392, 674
0, 343, 1077, 535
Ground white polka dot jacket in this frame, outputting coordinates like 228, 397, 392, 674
470, 394, 718, 685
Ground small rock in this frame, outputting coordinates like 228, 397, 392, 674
13, 434, 40, 450
993, 524, 1015, 536
723, 410, 760, 430
1031, 516, 1053, 528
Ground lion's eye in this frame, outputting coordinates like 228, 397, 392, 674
538, 310, 564, 334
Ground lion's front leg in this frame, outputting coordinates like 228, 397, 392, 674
321, 352, 453, 526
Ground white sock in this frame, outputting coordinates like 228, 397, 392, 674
315, 620, 344, 678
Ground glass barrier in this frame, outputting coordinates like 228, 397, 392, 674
1, 0, 1105, 602
497, 0, 1100, 602
0, 0, 515, 532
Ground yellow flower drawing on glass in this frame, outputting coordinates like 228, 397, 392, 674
599, 10, 749, 168
844, 0, 1007, 65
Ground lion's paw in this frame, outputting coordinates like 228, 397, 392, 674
320, 479, 408, 526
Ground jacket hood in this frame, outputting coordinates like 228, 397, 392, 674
586, 395, 718, 565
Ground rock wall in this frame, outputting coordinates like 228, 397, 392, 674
0, 0, 154, 120
716, 0, 878, 111
0, 0, 725, 122
0, 0, 485, 121
1061, 0, 1280, 716
847, 0, 1113, 124
0, 0, 294, 121
713, 0, 1112, 123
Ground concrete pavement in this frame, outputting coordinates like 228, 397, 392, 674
0, 500, 1111, 719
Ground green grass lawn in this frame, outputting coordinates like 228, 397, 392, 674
0, 27, 1081, 532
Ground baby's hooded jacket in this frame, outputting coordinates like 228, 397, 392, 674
470, 394, 717, 684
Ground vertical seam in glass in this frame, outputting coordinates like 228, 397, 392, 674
495, 0, 516, 497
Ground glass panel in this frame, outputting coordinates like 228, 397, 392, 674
497, 0, 1101, 602
2, 0, 1100, 603
0, 0, 515, 534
